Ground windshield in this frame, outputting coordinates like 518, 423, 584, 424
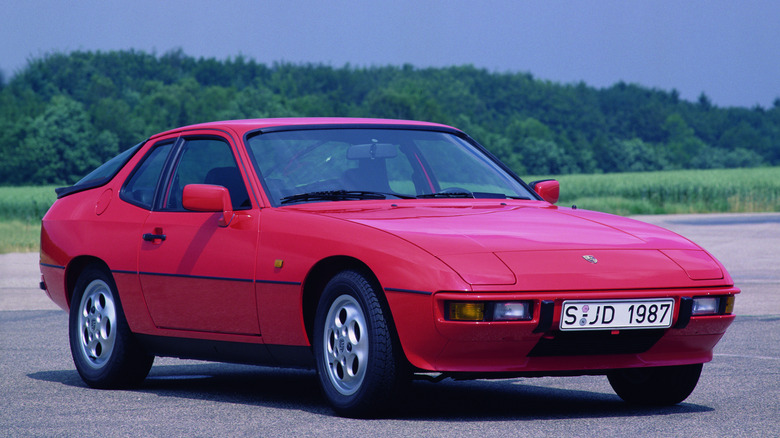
245, 128, 535, 205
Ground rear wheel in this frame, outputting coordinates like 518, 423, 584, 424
313, 270, 406, 417
607, 363, 703, 405
69, 265, 153, 388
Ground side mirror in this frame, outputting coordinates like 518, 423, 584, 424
530, 179, 559, 205
182, 184, 234, 227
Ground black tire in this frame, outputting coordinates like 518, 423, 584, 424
607, 363, 703, 405
69, 265, 153, 388
313, 270, 406, 417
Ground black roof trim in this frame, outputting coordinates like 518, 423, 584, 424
253, 123, 465, 136
55, 178, 111, 198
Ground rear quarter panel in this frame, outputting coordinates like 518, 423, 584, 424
40, 185, 151, 329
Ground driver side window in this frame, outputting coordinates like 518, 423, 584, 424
162, 138, 251, 211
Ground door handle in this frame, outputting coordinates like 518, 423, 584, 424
143, 227, 166, 242
142, 233, 166, 241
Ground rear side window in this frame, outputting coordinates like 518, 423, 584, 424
55, 143, 143, 198
121, 142, 173, 209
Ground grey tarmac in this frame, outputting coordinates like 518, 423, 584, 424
1, 213, 778, 436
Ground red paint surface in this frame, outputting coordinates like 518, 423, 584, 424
40, 118, 739, 373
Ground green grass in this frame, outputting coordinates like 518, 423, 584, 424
0, 186, 57, 253
528, 166, 780, 216
0, 185, 58, 221
0, 220, 43, 253
2, 167, 779, 253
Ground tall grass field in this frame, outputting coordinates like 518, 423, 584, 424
535, 166, 780, 215
0, 185, 57, 253
1, 166, 779, 253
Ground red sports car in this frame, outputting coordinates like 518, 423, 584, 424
40, 118, 738, 416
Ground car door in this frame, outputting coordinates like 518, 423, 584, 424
138, 134, 260, 335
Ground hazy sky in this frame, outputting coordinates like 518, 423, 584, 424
3, 0, 779, 108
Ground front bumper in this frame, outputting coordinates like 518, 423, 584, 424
387, 287, 738, 374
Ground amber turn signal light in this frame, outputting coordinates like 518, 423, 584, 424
446, 301, 533, 322
448, 302, 485, 321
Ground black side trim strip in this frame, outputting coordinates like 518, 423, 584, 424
40, 263, 65, 270
385, 288, 431, 295
112, 269, 136, 275
255, 279, 302, 286
138, 271, 254, 283
115, 270, 300, 286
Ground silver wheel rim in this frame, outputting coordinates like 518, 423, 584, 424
76, 279, 117, 369
322, 294, 368, 396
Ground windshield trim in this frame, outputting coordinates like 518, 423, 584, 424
245, 126, 540, 207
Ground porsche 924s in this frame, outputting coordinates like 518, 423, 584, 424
39, 118, 738, 416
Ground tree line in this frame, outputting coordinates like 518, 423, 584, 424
1, 49, 778, 185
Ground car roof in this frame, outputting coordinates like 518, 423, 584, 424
149, 117, 459, 140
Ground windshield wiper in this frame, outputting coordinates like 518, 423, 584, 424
280, 190, 413, 205
417, 191, 533, 200
417, 191, 474, 199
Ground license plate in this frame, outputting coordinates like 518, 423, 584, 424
560, 299, 675, 331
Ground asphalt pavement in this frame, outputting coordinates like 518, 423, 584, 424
1, 213, 778, 436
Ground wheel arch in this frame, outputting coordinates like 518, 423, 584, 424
301, 256, 399, 352
65, 256, 111, 309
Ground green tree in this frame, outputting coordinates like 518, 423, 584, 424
662, 113, 707, 167
5, 95, 118, 184
602, 138, 669, 172
1, 49, 778, 185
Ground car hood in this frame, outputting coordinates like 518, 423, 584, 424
302, 201, 728, 289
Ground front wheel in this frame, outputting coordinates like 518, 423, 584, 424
607, 363, 703, 405
313, 270, 406, 417
69, 265, 153, 388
